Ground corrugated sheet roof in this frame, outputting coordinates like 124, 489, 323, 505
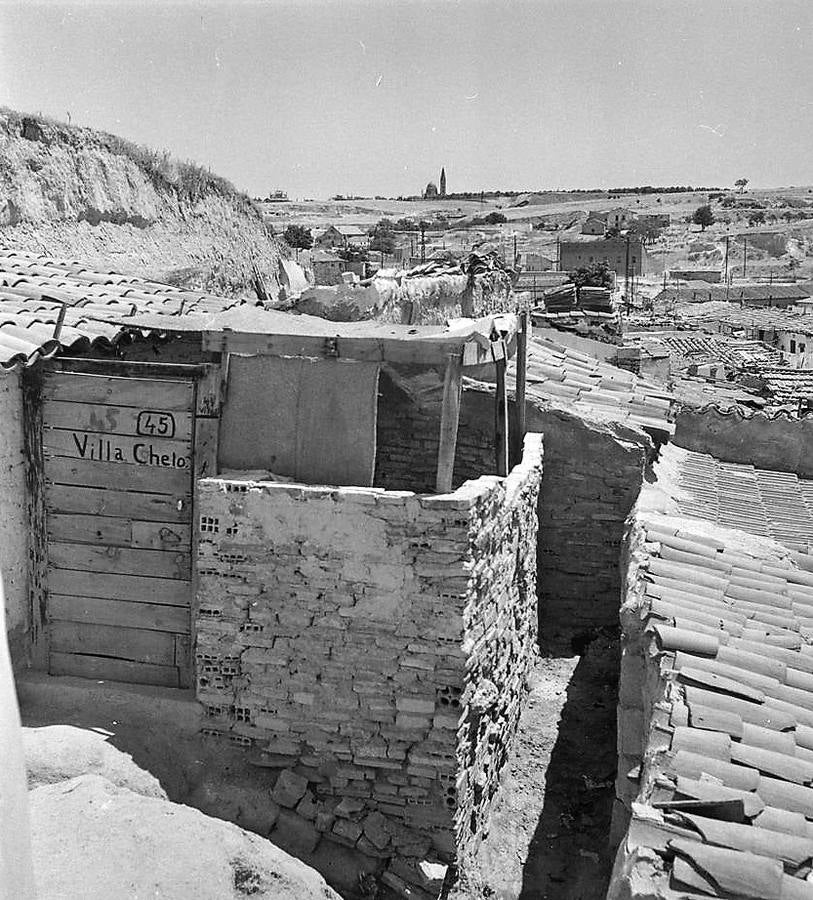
508, 334, 674, 438
651, 444, 813, 554
615, 509, 813, 899
0, 249, 246, 368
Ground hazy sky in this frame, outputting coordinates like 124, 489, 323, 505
1, 1, 811, 198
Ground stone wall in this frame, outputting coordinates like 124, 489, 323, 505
0, 369, 29, 667
674, 405, 813, 478
194, 434, 542, 896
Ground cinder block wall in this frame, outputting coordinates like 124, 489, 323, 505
374, 370, 496, 493
194, 435, 542, 887
528, 406, 653, 645
377, 377, 654, 646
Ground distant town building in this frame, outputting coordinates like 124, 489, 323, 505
606, 208, 632, 230
669, 268, 721, 283
559, 238, 647, 277
424, 181, 439, 199
266, 190, 289, 202
581, 214, 607, 236
440, 167, 446, 197
519, 252, 554, 271
314, 224, 369, 249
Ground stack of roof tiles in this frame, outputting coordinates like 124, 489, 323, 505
612, 509, 813, 899
0, 249, 244, 368
653, 445, 813, 554
508, 334, 674, 438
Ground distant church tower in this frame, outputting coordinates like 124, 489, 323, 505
440, 167, 446, 197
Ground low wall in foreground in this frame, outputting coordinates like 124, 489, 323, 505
194, 434, 542, 895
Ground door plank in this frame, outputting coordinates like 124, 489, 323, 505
49, 651, 180, 687
49, 542, 191, 580
42, 400, 193, 441
50, 621, 176, 665
48, 570, 191, 607
45, 457, 190, 495
42, 372, 193, 410
46, 484, 190, 523
47, 515, 191, 550
49, 594, 190, 633
43, 430, 192, 470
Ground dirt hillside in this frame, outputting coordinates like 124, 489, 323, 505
0, 108, 283, 297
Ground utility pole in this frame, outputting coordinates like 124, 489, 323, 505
513, 232, 518, 267
420, 223, 426, 263
723, 234, 730, 284
624, 235, 631, 302
742, 236, 748, 278
556, 236, 561, 270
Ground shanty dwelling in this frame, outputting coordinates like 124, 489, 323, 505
0, 251, 541, 897
608, 446, 813, 900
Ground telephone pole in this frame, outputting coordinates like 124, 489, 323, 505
742, 236, 748, 278
723, 234, 730, 283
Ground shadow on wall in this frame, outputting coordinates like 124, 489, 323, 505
519, 633, 619, 900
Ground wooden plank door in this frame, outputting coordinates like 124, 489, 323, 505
42, 368, 196, 687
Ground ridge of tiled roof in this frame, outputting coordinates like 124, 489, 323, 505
647, 444, 813, 554
506, 334, 675, 439
0, 249, 246, 369
612, 509, 813, 899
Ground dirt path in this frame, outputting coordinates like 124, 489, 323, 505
447, 635, 619, 900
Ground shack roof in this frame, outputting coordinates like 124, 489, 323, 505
616, 505, 813, 899
0, 248, 242, 368
196, 307, 518, 367
648, 443, 813, 554
656, 283, 811, 306
507, 333, 674, 438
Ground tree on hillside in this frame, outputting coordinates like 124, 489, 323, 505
692, 205, 715, 231
748, 210, 765, 226
483, 211, 507, 225
368, 218, 397, 255
395, 217, 418, 231
283, 224, 313, 250
735, 178, 749, 193
568, 261, 614, 289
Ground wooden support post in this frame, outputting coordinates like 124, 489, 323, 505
510, 311, 529, 467
435, 352, 463, 493
494, 340, 508, 477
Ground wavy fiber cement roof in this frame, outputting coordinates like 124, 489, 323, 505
616, 510, 813, 899
0, 249, 245, 368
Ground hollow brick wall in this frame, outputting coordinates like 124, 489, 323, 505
194, 434, 542, 893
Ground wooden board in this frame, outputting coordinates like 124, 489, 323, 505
46, 484, 189, 522
49, 594, 190, 633
44, 430, 192, 470
42, 372, 193, 410
45, 457, 190, 495
49, 651, 180, 687
42, 400, 193, 441
49, 541, 190, 580
47, 514, 190, 551
50, 621, 176, 665
43, 366, 197, 689
48, 569, 192, 607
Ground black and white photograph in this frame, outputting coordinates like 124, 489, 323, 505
1, 2, 812, 898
